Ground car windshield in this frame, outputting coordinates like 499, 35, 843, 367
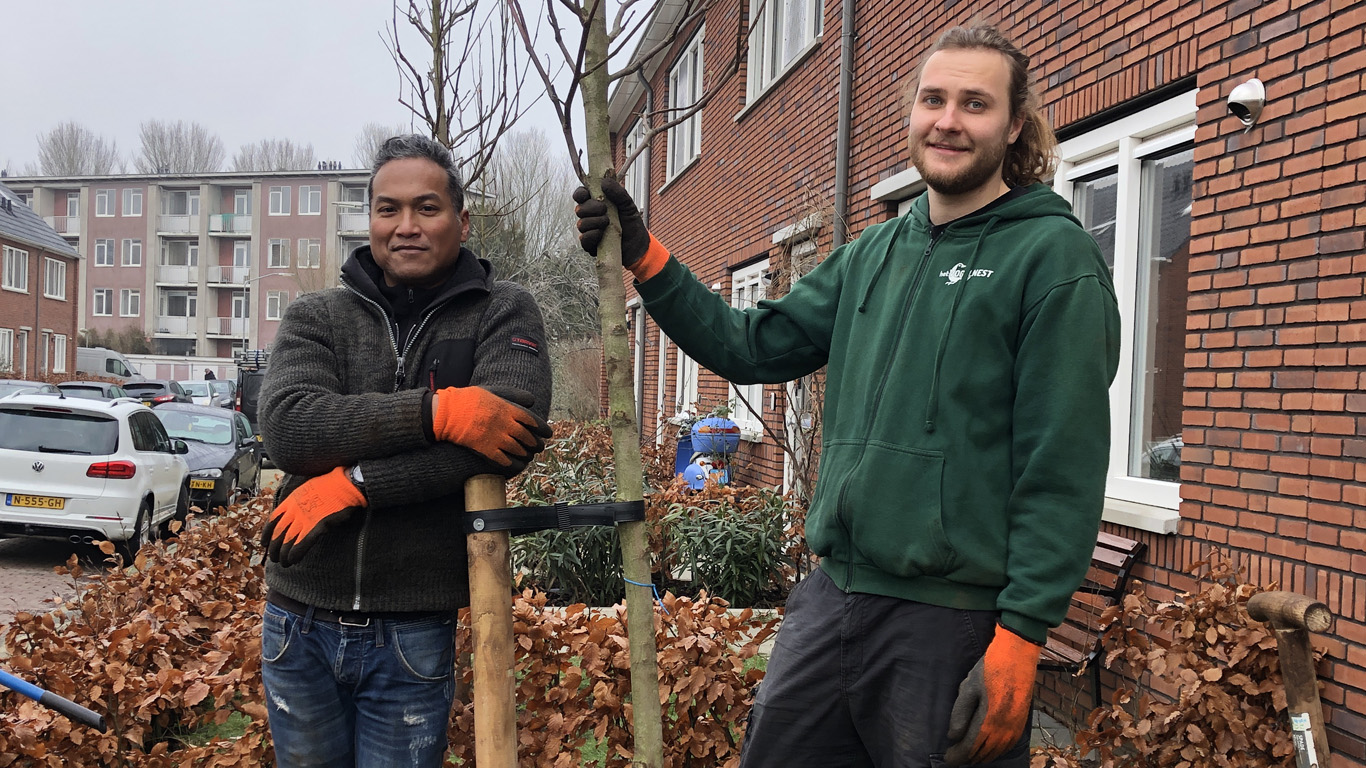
125, 383, 168, 396
180, 381, 212, 397
0, 407, 119, 454
156, 410, 234, 445
209, 381, 234, 397
59, 386, 108, 400
0, 382, 44, 397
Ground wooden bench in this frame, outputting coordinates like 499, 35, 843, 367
1037, 531, 1147, 707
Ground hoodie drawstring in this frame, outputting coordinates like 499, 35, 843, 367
923, 216, 1000, 433
858, 217, 911, 313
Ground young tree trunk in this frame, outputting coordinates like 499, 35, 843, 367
580, 7, 664, 768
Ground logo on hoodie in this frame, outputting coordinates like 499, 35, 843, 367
941, 263, 995, 285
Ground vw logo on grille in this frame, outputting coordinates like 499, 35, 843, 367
32, 461, 45, 473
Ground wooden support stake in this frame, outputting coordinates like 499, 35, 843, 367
1248, 591, 1333, 768
465, 474, 517, 768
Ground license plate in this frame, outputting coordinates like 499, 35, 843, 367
189, 479, 215, 490
142, 400, 155, 407
7, 494, 65, 510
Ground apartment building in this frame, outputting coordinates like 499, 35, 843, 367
611, 0, 1366, 756
0, 182, 80, 377
4, 169, 372, 358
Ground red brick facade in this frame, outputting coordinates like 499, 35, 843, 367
611, 0, 1366, 758
0, 235, 80, 378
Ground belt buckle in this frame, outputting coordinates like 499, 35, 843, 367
338, 614, 372, 627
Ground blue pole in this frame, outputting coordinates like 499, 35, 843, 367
0, 668, 107, 732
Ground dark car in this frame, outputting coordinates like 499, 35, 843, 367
56, 380, 131, 401
0, 380, 61, 398
123, 379, 193, 408
153, 403, 262, 512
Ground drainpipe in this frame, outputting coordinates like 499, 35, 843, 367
832, 0, 856, 247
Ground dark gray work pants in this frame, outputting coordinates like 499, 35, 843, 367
738, 568, 1031, 768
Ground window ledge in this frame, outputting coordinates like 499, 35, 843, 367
733, 35, 824, 125
658, 154, 701, 195
738, 427, 763, 443
1102, 497, 1179, 535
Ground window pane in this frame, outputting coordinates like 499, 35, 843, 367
1074, 172, 1117, 271
1130, 148, 1193, 481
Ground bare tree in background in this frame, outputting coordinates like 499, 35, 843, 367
382, 0, 529, 187
231, 139, 317, 172
29, 121, 123, 175
352, 122, 409, 168
135, 120, 226, 173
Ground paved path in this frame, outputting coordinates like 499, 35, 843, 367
0, 537, 105, 628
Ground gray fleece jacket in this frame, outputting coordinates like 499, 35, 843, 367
260, 246, 552, 613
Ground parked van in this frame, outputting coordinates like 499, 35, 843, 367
75, 347, 143, 382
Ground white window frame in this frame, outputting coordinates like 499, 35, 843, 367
160, 290, 198, 318
234, 189, 251, 215
52, 334, 67, 373
268, 239, 290, 269
1053, 89, 1196, 532
299, 185, 322, 215
266, 290, 287, 320
623, 120, 650, 208
667, 28, 704, 179
43, 258, 67, 300
269, 186, 291, 216
120, 289, 141, 317
747, 0, 823, 100
95, 189, 114, 217
729, 260, 769, 438
3, 246, 29, 292
66, 192, 80, 218
0, 328, 11, 373
233, 241, 250, 268
93, 288, 113, 316
675, 351, 700, 419
122, 239, 142, 267
121, 189, 143, 217
298, 238, 321, 268
94, 238, 115, 267
160, 242, 199, 267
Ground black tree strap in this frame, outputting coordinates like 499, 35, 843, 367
462, 500, 646, 536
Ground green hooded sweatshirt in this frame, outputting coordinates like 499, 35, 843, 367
637, 183, 1121, 642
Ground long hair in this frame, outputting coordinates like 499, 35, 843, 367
916, 23, 1058, 187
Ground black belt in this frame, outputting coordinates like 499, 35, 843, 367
267, 590, 447, 628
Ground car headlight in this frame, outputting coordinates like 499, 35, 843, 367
189, 468, 223, 479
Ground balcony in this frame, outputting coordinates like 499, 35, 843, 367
154, 316, 194, 336
208, 213, 252, 236
337, 211, 368, 235
208, 317, 248, 336
207, 265, 249, 285
156, 265, 200, 285
158, 215, 200, 236
43, 216, 80, 237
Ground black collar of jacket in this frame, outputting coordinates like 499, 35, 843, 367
340, 245, 493, 318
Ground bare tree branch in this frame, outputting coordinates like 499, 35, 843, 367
32, 122, 123, 176
135, 120, 226, 174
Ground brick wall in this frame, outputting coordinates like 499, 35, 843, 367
615, 0, 1365, 757
0, 237, 80, 377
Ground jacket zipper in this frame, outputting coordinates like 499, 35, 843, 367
835, 233, 939, 591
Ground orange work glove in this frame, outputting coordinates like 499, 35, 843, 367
432, 386, 552, 467
944, 624, 1041, 766
572, 177, 670, 283
261, 467, 366, 566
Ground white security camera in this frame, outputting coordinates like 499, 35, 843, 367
1227, 78, 1265, 132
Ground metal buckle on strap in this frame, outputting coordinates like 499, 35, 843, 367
338, 615, 372, 627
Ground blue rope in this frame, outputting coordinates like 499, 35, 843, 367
623, 577, 669, 615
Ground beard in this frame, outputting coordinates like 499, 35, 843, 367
909, 130, 1012, 196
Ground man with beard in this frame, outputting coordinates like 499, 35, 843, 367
574, 22, 1120, 768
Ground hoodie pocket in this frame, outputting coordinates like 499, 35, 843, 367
846, 442, 957, 578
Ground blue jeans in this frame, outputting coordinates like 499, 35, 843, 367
261, 602, 459, 767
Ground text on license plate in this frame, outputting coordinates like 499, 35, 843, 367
189, 479, 215, 490
6, 494, 65, 510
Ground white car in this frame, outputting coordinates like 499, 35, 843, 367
0, 394, 191, 553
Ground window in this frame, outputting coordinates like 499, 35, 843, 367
122, 239, 143, 266
298, 239, 321, 268
268, 239, 290, 268
66, 192, 80, 218
747, 0, 822, 98
667, 29, 704, 178
676, 351, 700, 418
161, 290, 198, 318
623, 120, 650, 208
95, 189, 114, 217
2, 246, 28, 292
299, 185, 322, 215
122, 189, 143, 217
39, 331, 50, 374
14, 193, 31, 208
234, 189, 251, 215
233, 241, 250, 267
120, 289, 141, 317
160, 242, 199, 266
269, 186, 291, 215
266, 290, 288, 320
94, 238, 115, 267
52, 334, 66, 373
93, 288, 113, 316
43, 258, 67, 300
729, 260, 769, 435
0, 328, 12, 372
162, 189, 199, 215
1054, 90, 1196, 517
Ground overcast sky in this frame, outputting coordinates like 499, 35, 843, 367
0, 0, 568, 174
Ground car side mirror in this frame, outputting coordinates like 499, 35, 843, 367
171, 439, 190, 455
